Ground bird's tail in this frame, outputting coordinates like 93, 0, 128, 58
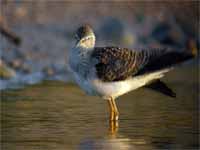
145, 79, 176, 98
143, 45, 197, 74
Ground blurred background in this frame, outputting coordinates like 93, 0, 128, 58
1, 1, 199, 150
0, 0, 199, 89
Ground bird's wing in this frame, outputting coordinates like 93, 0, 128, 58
135, 49, 194, 75
91, 47, 193, 82
91, 47, 165, 82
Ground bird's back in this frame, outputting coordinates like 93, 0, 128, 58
91, 47, 194, 82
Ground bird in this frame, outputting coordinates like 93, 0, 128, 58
68, 25, 195, 123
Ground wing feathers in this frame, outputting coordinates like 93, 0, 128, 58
91, 47, 193, 82
92, 47, 139, 81
136, 50, 193, 75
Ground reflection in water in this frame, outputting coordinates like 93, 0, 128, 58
79, 121, 148, 150
109, 121, 119, 135
1, 60, 199, 150
79, 134, 137, 150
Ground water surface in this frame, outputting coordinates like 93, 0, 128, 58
1, 61, 199, 150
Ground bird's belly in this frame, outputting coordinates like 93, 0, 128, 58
91, 78, 143, 99
91, 68, 170, 99
71, 65, 170, 99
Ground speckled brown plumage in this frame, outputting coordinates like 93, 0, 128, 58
91, 47, 150, 82
92, 47, 193, 82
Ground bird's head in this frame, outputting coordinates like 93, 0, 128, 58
75, 25, 96, 49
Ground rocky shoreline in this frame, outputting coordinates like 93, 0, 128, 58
0, 2, 198, 90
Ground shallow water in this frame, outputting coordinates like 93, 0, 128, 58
1, 60, 199, 150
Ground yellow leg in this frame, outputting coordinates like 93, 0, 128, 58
111, 97, 119, 121
107, 97, 119, 135
107, 98, 115, 121
107, 97, 119, 121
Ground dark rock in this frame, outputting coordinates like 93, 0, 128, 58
42, 66, 55, 77
0, 59, 16, 79
8, 58, 23, 70
99, 18, 125, 44
151, 22, 186, 48
21, 63, 32, 74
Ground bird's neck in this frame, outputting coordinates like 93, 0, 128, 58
70, 45, 93, 68
69, 35, 95, 71
69, 46, 93, 79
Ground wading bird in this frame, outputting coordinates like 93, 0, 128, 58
68, 25, 195, 124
